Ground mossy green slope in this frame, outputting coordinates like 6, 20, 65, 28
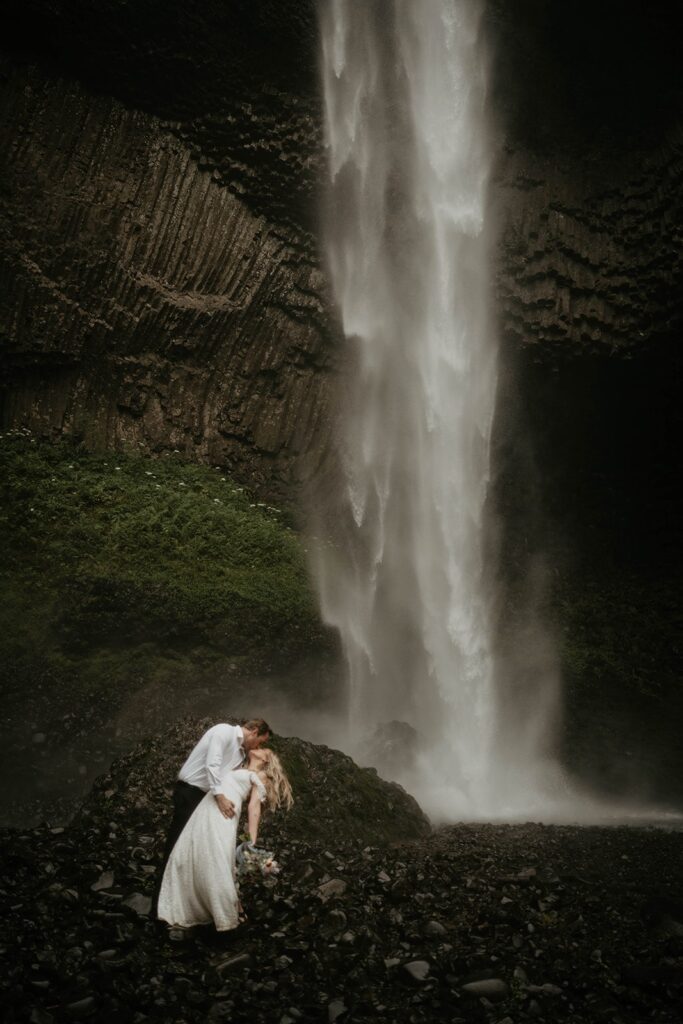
0, 431, 327, 705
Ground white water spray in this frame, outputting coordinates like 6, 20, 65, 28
315, 0, 561, 819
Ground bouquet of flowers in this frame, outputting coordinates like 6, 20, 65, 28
236, 840, 281, 886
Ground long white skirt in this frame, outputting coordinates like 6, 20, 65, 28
158, 770, 254, 931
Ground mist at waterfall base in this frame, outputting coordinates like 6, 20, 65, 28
309, 0, 671, 826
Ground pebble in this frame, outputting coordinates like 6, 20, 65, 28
65, 996, 96, 1018
529, 982, 563, 996
90, 871, 114, 892
30, 1010, 54, 1024
328, 998, 347, 1022
321, 908, 347, 936
122, 892, 151, 916
318, 879, 347, 902
403, 960, 430, 982
215, 953, 252, 976
461, 978, 509, 1000
424, 919, 447, 936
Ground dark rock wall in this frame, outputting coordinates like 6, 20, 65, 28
2, 2, 682, 503
496, 132, 683, 356
2, 3, 681, 504
0, 59, 334, 498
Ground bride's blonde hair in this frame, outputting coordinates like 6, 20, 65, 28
258, 750, 293, 811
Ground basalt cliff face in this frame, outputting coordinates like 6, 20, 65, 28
1, 0, 331, 499
1, 1, 681, 502
1, 60, 331, 498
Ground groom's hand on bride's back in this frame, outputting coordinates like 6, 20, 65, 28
214, 794, 236, 818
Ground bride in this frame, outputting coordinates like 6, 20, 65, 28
157, 747, 293, 931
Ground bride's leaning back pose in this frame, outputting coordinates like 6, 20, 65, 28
157, 747, 293, 932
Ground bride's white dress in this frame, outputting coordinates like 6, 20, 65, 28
157, 768, 266, 931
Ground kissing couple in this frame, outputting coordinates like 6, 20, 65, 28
152, 718, 293, 932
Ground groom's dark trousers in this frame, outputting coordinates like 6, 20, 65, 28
151, 780, 206, 918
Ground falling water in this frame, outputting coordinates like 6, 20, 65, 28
315, 0, 561, 819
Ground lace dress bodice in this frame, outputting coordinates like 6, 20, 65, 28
219, 768, 267, 804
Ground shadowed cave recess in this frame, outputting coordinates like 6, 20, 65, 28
0, 0, 681, 818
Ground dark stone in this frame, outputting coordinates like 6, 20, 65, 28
424, 920, 447, 937
64, 997, 96, 1018
403, 961, 430, 982
461, 978, 509, 1001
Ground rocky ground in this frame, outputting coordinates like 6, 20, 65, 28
1, 722, 681, 1024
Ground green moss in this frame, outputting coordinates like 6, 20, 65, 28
0, 430, 327, 704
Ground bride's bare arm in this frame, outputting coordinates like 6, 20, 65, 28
248, 778, 264, 843
246, 775, 266, 843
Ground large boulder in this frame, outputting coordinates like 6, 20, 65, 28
75, 716, 431, 849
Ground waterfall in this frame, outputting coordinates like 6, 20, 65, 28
315, 0, 560, 819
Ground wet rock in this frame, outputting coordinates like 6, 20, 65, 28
318, 879, 347, 902
90, 872, 114, 892
321, 909, 347, 937
359, 721, 421, 779
424, 919, 447, 936
461, 978, 509, 1001
64, 996, 96, 1018
30, 1010, 54, 1024
403, 960, 430, 982
215, 953, 252, 977
122, 892, 151, 916
529, 982, 563, 996
328, 998, 347, 1022
207, 1002, 233, 1021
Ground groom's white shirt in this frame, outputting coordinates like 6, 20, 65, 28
177, 724, 245, 795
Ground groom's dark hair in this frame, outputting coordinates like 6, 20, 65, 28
243, 717, 271, 736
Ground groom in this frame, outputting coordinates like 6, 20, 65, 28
152, 718, 271, 916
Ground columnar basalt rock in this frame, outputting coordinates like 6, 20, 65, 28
496, 133, 683, 357
1, 1, 682, 504
0, 61, 335, 499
